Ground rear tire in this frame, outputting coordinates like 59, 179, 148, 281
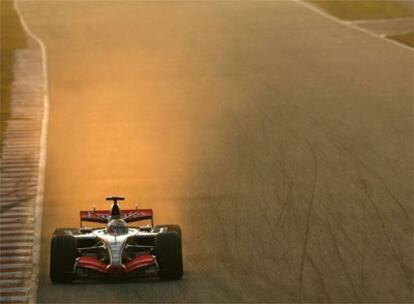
50, 235, 77, 283
155, 224, 181, 239
53, 228, 80, 236
155, 231, 183, 280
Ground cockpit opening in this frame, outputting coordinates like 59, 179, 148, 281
107, 218, 128, 235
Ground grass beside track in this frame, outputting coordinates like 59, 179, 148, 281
388, 31, 414, 47
309, 0, 413, 20
1, 0, 28, 155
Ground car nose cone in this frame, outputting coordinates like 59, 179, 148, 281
106, 264, 126, 274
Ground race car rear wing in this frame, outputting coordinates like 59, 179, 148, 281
80, 209, 153, 227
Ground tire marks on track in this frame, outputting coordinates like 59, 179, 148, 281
297, 141, 318, 301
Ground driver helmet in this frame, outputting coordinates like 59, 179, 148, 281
107, 218, 128, 235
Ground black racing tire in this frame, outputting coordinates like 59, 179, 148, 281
50, 235, 77, 283
155, 231, 183, 280
155, 224, 182, 239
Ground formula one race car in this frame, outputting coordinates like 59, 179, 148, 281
50, 196, 183, 283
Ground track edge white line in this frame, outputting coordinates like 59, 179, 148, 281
292, 0, 414, 52
13, 1, 49, 303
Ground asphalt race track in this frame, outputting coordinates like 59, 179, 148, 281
19, 1, 413, 303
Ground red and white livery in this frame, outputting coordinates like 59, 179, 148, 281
50, 196, 183, 283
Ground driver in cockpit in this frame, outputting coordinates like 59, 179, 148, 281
107, 218, 128, 235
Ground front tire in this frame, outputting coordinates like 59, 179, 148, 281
155, 231, 183, 280
50, 235, 77, 283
